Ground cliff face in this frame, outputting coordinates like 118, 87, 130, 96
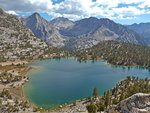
22, 13, 65, 47
116, 93, 150, 113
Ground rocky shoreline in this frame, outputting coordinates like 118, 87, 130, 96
0, 59, 150, 113
0, 60, 38, 112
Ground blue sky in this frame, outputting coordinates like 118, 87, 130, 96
1, 0, 150, 24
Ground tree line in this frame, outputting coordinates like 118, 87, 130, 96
86, 76, 150, 113
75, 40, 150, 68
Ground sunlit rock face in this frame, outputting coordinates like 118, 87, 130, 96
22, 13, 65, 48
117, 93, 150, 113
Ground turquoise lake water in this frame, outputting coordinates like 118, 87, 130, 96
24, 58, 150, 109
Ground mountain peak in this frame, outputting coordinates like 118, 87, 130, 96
81, 17, 99, 21
100, 18, 111, 20
99, 18, 115, 23
50, 17, 74, 30
51, 17, 73, 23
88, 17, 98, 20
22, 12, 65, 47
75, 17, 99, 25
54, 17, 69, 21
32, 12, 40, 18
26, 12, 45, 23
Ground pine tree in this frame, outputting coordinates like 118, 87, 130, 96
93, 88, 99, 98
104, 91, 110, 108
86, 104, 97, 113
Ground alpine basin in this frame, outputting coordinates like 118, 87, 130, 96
24, 58, 150, 109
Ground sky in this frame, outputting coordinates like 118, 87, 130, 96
0, 0, 150, 24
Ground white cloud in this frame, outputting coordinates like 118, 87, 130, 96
27, 0, 53, 11
0, 0, 53, 13
109, 15, 136, 20
112, 6, 145, 16
6, 10, 18, 15
119, 0, 145, 4
138, 1, 150, 9
49, 0, 148, 20
0, 0, 150, 20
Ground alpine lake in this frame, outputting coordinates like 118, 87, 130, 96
23, 58, 150, 109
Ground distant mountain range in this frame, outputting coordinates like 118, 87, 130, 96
21, 13, 148, 50
126, 23, 150, 46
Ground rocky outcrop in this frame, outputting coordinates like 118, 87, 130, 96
116, 93, 150, 113
0, 8, 49, 61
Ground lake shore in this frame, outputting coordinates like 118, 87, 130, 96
0, 60, 38, 112
20, 57, 150, 111
0, 57, 150, 112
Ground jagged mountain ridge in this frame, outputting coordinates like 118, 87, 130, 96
22, 13, 65, 47
60, 17, 102, 37
126, 23, 150, 45
60, 17, 147, 50
22, 13, 147, 50
50, 17, 146, 50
